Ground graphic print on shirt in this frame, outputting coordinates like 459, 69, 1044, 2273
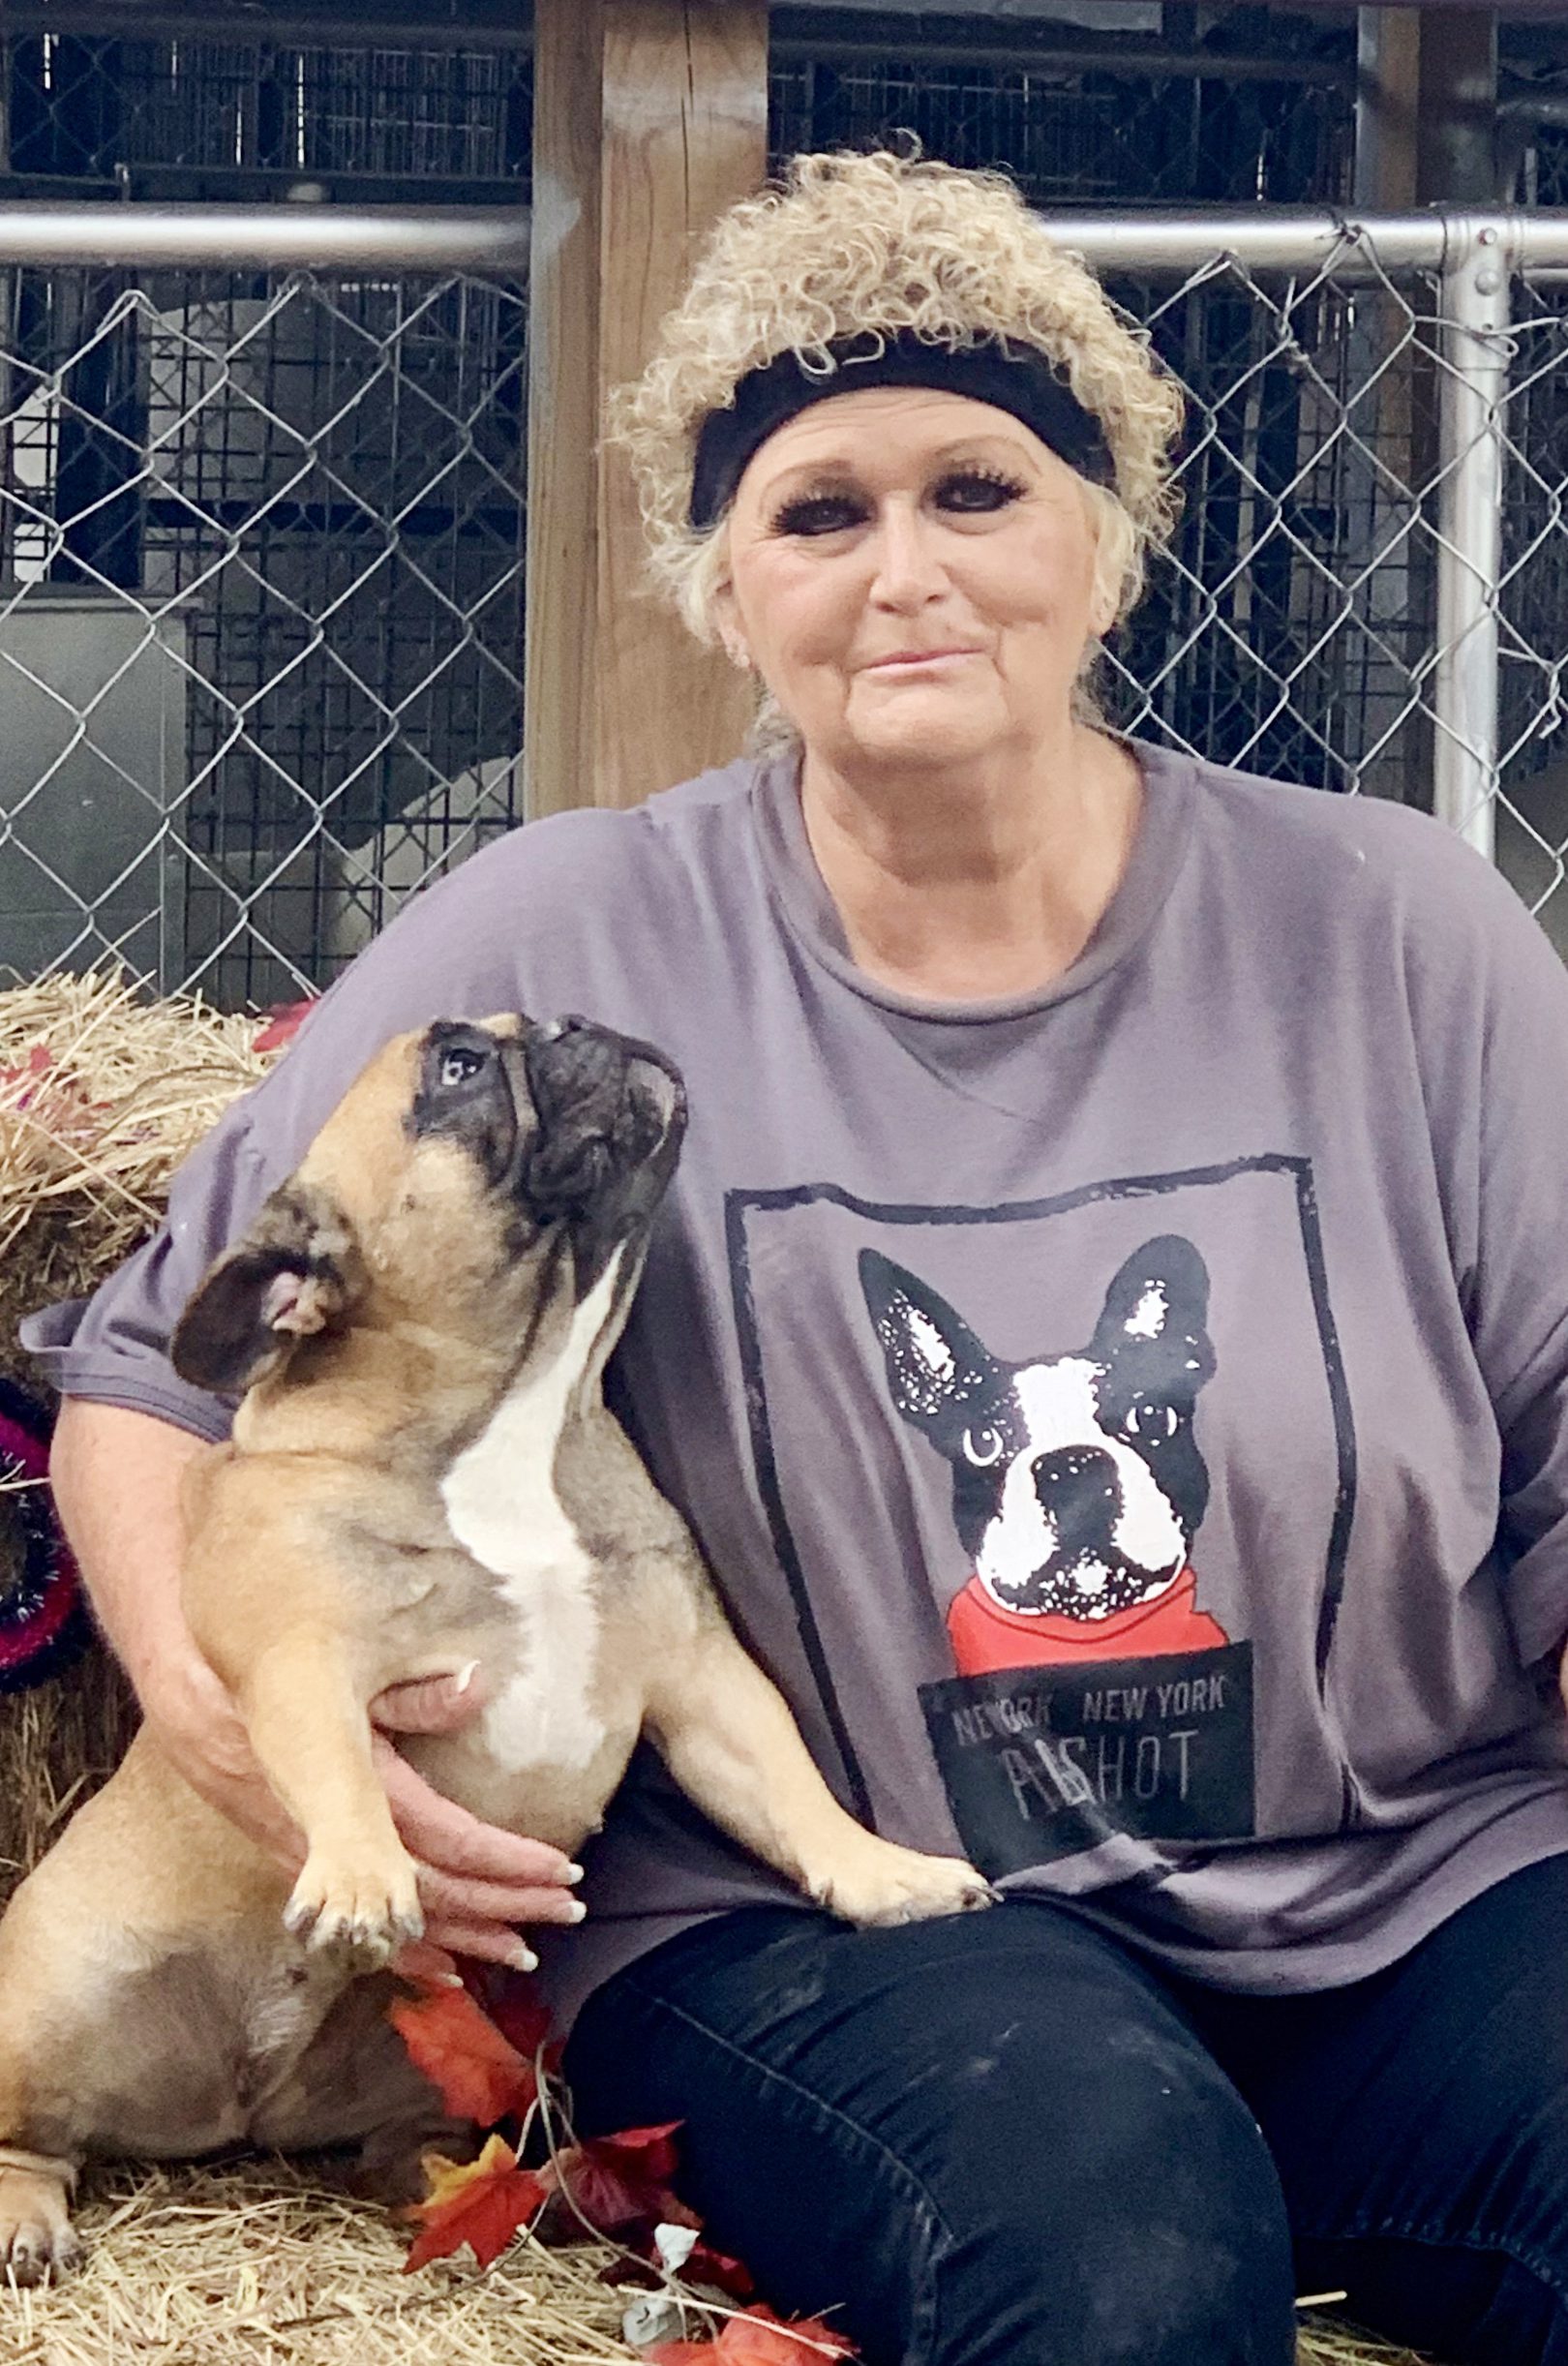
860, 1234, 1227, 1671
727, 1156, 1356, 1883
860, 1233, 1252, 1872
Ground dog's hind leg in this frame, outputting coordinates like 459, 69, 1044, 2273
0, 2148, 80, 2287
645, 1620, 994, 1926
234, 1632, 425, 1972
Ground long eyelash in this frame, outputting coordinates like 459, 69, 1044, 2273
945, 466, 1026, 498
769, 491, 862, 535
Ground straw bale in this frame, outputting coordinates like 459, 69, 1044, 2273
0, 2154, 1435, 2365
0, 971, 277, 1908
0, 2157, 633, 2364
0, 1642, 139, 1902
0, 968, 273, 1395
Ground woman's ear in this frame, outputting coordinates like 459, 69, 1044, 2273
1084, 485, 1133, 639
710, 577, 751, 671
170, 1182, 366, 1398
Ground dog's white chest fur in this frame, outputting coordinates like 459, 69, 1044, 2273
438, 1261, 619, 1774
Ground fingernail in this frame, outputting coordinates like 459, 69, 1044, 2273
506, 1940, 539, 1971
454, 1659, 479, 1694
566, 1898, 588, 1923
561, 1863, 585, 1885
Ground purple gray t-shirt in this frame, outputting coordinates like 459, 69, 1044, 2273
25, 741, 1568, 2024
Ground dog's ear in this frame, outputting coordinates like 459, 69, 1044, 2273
1089, 1235, 1216, 1400
170, 1183, 365, 1398
859, 1249, 998, 1434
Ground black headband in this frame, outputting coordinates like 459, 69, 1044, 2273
688, 330, 1116, 530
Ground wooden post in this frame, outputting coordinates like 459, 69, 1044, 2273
1415, 7, 1499, 205
526, 0, 768, 817
1351, 8, 1424, 804
1354, 7, 1420, 212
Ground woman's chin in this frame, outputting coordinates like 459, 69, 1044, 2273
834, 693, 1010, 774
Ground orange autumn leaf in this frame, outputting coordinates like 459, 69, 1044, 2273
404, 2134, 548, 2271
648, 2306, 857, 2363
388, 1981, 538, 2125
712, 2308, 857, 2363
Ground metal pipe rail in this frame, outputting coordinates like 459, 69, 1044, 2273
0, 199, 1562, 277
0, 202, 531, 273
1051, 208, 1568, 280
0, 199, 1555, 858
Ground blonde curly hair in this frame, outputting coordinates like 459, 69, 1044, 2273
611, 146, 1184, 650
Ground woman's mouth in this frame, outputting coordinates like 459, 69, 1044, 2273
862, 648, 985, 675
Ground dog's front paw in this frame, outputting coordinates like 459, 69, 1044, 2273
284, 1850, 425, 1971
811, 1841, 996, 1927
0, 2166, 81, 2287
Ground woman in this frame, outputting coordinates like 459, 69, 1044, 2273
26, 152, 1568, 2365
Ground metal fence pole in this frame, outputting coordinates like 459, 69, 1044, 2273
0, 203, 531, 271
1433, 217, 1511, 858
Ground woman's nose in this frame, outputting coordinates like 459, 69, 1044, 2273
866, 503, 948, 607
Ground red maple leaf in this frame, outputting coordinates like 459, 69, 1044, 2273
403, 2135, 548, 2271
254, 997, 317, 1053
648, 2305, 857, 2363
603, 2236, 756, 2300
533, 2121, 699, 2245
683, 2240, 757, 2299
388, 1980, 539, 2125
485, 1973, 557, 2068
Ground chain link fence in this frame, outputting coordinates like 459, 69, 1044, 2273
3, 217, 1566, 1001
0, 259, 527, 1007
1094, 240, 1568, 939
0, 22, 1566, 1002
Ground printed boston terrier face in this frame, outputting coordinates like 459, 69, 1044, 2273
859, 1236, 1216, 1623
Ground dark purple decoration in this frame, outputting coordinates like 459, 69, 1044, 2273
0, 1378, 86, 1690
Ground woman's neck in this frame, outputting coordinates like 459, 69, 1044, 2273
799, 725, 1143, 1002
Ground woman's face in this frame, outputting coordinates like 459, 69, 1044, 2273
715, 385, 1118, 778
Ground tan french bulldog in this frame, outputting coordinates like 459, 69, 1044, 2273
0, 1012, 989, 2282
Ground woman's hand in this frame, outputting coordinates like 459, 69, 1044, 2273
51, 1405, 583, 1972
372, 1673, 586, 1965
138, 1643, 584, 1967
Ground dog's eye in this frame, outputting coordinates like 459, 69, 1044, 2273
438, 1045, 487, 1088
1128, 1402, 1179, 1442
962, 1424, 1006, 1468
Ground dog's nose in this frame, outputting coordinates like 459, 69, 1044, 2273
1033, 1446, 1122, 1548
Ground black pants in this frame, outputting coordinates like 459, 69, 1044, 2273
564, 1857, 1568, 2365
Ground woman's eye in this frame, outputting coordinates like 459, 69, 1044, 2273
771, 493, 866, 537
963, 1424, 1007, 1469
937, 470, 1024, 514
439, 1046, 486, 1088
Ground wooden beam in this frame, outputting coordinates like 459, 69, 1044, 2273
526, 0, 768, 817
1416, 8, 1499, 205
1354, 7, 1421, 212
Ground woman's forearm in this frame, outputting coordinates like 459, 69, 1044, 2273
45, 1394, 579, 1960
48, 1397, 207, 1700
